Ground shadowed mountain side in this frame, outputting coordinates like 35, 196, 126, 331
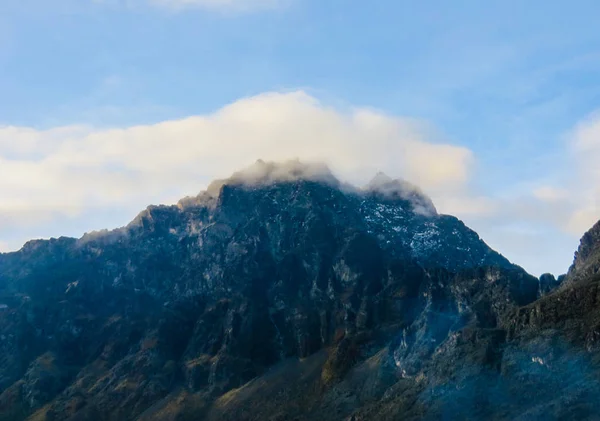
1, 160, 593, 421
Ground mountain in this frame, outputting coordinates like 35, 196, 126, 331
0, 160, 597, 421
565, 220, 600, 285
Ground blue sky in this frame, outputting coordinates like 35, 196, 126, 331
1, 0, 600, 276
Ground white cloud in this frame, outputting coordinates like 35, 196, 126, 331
0, 91, 474, 237
94, 0, 284, 12
434, 195, 498, 217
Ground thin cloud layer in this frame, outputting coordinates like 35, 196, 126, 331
466, 111, 600, 276
158, 0, 281, 10
94, 0, 283, 12
533, 186, 568, 203
475, 112, 600, 242
150, 0, 283, 12
564, 114, 600, 234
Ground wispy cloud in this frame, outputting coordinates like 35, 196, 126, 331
564, 113, 600, 234
94, 0, 285, 12
533, 186, 569, 203
466, 111, 600, 275
150, 0, 284, 12
468, 111, 600, 239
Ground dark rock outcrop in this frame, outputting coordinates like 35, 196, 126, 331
538, 273, 562, 296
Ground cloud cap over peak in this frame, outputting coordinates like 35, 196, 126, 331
0, 90, 470, 247
195, 159, 438, 217
227, 159, 340, 187
365, 172, 437, 216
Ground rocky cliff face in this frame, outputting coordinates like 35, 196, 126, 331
565, 220, 600, 284
0, 161, 596, 421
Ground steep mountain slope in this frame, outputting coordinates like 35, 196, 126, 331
0, 160, 583, 421
565, 220, 600, 285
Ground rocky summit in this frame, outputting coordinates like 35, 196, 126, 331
0, 160, 599, 421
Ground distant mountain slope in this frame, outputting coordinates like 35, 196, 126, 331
0, 160, 576, 421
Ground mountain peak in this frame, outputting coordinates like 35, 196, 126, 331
0, 158, 540, 421
364, 171, 437, 216
368, 171, 394, 185
177, 160, 342, 210
181, 160, 437, 217
210, 159, 340, 191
